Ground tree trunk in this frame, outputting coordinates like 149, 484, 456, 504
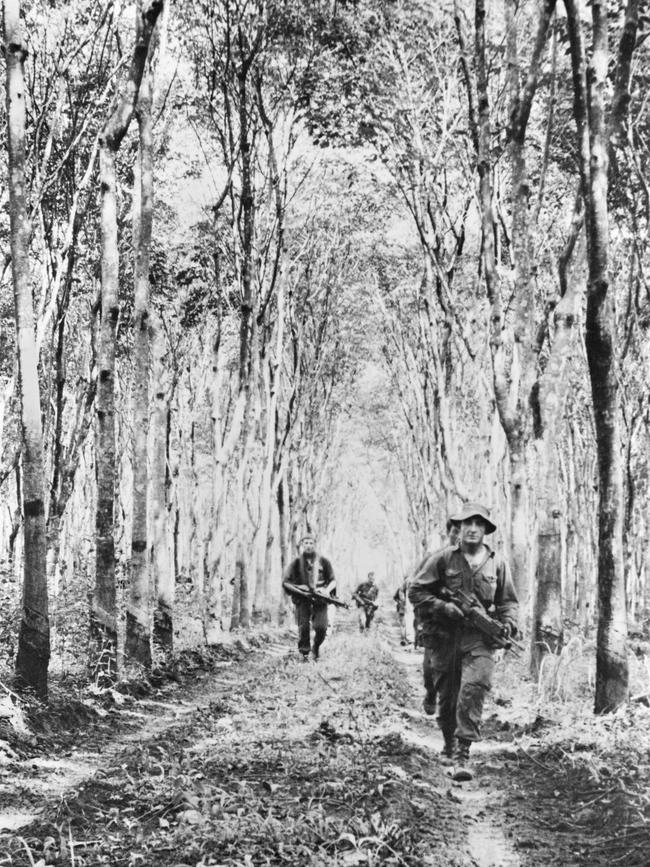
5, 0, 50, 698
126, 65, 154, 668
531, 211, 583, 676
468, 0, 555, 612
254, 274, 285, 619
46, 238, 76, 572
564, 0, 629, 713
507, 0, 557, 614
151, 311, 173, 651
585, 48, 628, 713
92, 142, 120, 683
230, 542, 244, 631
91, 0, 162, 682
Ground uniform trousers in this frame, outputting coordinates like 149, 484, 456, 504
426, 635, 495, 742
295, 600, 328, 655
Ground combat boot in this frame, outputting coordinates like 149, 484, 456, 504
440, 734, 455, 764
451, 738, 473, 781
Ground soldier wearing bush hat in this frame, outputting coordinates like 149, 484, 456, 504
408, 500, 518, 781
451, 501, 497, 535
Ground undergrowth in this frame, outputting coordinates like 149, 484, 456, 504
1, 636, 464, 867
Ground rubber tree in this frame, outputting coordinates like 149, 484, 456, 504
150, 307, 174, 651
563, 0, 641, 712
125, 60, 155, 667
92, 0, 163, 682
531, 200, 584, 676
4, 0, 50, 698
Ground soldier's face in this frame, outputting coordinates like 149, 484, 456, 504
301, 538, 315, 555
460, 517, 487, 545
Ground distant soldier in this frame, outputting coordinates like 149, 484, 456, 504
409, 503, 518, 780
282, 533, 336, 661
393, 577, 410, 645
353, 572, 379, 632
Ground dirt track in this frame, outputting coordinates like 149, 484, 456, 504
0, 617, 647, 865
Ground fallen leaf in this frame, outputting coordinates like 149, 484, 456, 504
179, 809, 204, 825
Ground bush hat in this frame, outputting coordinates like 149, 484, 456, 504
451, 502, 497, 535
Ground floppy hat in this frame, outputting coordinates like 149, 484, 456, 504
451, 502, 497, 535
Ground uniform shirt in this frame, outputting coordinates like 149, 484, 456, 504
354, 581, 378, 606
408, 543, 518, 653
284, 553, 334, 592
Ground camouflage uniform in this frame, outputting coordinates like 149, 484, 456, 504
408, 544, 518, 746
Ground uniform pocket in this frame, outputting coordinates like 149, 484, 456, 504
444, 569, 463, 592
475, 574, 497, 605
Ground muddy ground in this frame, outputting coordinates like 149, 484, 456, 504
0, 618, 649, 866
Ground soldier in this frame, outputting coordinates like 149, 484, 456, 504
393, 577, 410, 645
415, 518, 461, 715
353, 572, 379, 632
408, 502, 518, 780
282, 533, 336, 661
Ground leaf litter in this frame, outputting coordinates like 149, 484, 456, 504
0, 626, 649, 865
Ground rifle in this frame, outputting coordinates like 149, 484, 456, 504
421, 587, 523, 652
283, 582, 349, 609
353, 593, 379, 611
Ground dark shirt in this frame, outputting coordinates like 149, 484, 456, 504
284, 553, 334, 592
354, 581, 378, 606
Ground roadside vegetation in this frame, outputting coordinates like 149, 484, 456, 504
1, 622, 649, 866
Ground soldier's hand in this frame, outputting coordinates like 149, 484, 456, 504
443, 602, 464, 621
501, 622, 515, 640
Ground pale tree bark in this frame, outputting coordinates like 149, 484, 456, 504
531, 208, 584, 676
231, 413, 255, 631
200, 331, 223, 645
47, 227, 81, 578
92, 0, 163, 682
205, 348, 248, 642
126, 63, 154, 667
564, 0, 639, 712
253, 278, 285, 620
4, 0, 50, 698
43, 135, 101, 586
148, 0, 172, 654
151, 310, 173, 651
504, 0, 557, 615
229, 34, 260, 631
250, 77, 288, 621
